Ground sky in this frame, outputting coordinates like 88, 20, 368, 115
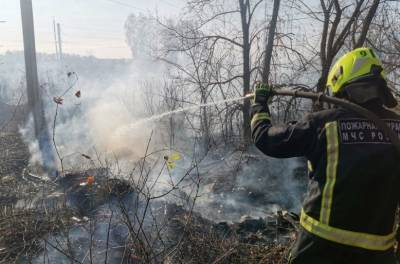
0, 0, 183, 59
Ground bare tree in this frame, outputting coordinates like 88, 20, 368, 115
315, 0, 381, 94
159, 0, 281, 146
365, 1, 400, 94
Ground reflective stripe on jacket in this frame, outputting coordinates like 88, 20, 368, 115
251, 104, 400, 251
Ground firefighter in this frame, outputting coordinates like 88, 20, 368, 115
251, 47, 400, 264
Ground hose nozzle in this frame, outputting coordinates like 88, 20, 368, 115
245, 93, 255, 99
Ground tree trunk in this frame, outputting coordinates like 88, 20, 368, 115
240, 0, 251, 146
262, 0, 281, 84
200, 92, 210, 151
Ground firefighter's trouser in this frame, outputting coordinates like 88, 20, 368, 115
288, 229, 398, 264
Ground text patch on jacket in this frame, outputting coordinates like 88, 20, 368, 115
338, 119, 400, 144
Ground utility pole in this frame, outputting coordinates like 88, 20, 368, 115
20, 0, 55, 172
57, 23, 63, 61
53, 18, 59, 59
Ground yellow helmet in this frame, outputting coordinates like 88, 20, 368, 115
326, 47, 385, 94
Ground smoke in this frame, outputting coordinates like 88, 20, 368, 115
134, 137, 308, 223
55, 75, 156, 163
19, 116, 43, 166
86, 95, 151, 159
191, 147, 307, 222
12, 54, 167, 171
2, 52, 306, 222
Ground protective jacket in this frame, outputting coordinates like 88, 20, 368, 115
251, 103, 400, 251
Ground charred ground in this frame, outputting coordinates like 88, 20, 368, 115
0, 105, 298, 263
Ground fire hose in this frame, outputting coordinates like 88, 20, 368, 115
246, 89, 400, 154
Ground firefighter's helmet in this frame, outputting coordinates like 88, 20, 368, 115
326, 47, 397, 107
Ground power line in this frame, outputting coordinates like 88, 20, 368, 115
159, 0, 179, 8
103, 0, 146, 12
63, 25, 124, 34
63, 33, 124, 40
62, 40, 128, 47
0, 35, 127, 48
67, 45, 129, 48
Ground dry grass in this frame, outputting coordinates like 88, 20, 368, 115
0, 206, 73, 262
0, 133, 29, 178
234, 243, 292, 264
0, 130, 297, 263
168, 212, 295, 264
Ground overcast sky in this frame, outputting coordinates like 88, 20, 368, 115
0, 0, 183, 58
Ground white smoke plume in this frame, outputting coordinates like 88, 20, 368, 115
13, 54, 167, 171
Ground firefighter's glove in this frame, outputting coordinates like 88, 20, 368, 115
253, 83, 273, 106
251, 83, 273, 115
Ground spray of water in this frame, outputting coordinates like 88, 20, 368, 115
115, 95, 249, 137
